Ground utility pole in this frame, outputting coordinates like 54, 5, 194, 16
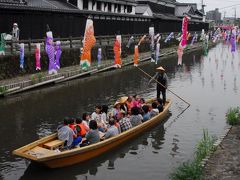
234, 7, 236, 20
201, 0, 205, 14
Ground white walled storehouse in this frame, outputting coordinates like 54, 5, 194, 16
68, 0, 136, 14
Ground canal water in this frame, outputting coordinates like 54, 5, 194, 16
0, 43, 239, 180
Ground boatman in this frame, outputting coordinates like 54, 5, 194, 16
148, 66, 168, 105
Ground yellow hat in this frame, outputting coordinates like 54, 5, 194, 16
156, 66, 165, 71
119, 96, 128, 104
114, 101, 121, 107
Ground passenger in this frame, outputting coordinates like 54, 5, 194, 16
104, 119, 119, 139
119, 96, 128, 113
82, 113, 90, 130
142, 105, 151, 122
157, 98, 164, 113
92, 105, 106, 132
150, 102, 159, 118
91, 105, 102, 121
68, 117, 76, 133
112, 101, 121, 118
85, 120, 100, 144
132, 94, 141, 108
75, 117, 88, 137
57, 118, 75, 148
119, 110, 132, 132
101, 105, 109, 125
115, 111, 124, 133
58, 117, 81, 148
140, 98, 146, 106
68, 117, 82, 148
126, 96, 133, 113
130, 107, 143, 127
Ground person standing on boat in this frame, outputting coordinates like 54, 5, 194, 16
148, 66, 168, 105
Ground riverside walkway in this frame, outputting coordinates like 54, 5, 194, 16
204, 125, 240, 180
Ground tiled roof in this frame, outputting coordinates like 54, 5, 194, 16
0, 0, 26, 4
25, 0, 77, 10
0, 0, 78, 10
100, 0, 136, 4
135, 4, 149, 14
175, 6, 191, 17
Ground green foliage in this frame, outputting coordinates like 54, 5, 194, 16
36, 72, 44, 82
226, 107, 240, 125
195, 129, 216, 163
0, 86, 7, 94
170, 129, 216, 180
170, 161, 203, 180
30, 74, 37, 84
30, 72, 46, 84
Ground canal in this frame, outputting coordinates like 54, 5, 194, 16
0, 43, 239, 180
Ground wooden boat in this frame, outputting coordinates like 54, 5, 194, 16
13, 99, 171, 168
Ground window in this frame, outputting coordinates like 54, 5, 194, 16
108, 3, 111, 12
83, 0, 88, 10
97, 2, 101, 11
117, 4, 121, 13
127, 5, 132, 13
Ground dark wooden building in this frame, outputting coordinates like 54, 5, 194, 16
0, 0, 209, 39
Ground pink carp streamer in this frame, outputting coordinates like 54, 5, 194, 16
178, 16, 190, 65
180, 16, 190, 48
35, 43, 41, 70
80, 19, 96, 70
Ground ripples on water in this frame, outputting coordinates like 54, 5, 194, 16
0, 43, 239, 180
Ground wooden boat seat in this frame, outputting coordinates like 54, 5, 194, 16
27, 146, 57, 158
43, 140, 64, 150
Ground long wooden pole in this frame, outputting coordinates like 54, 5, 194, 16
136, 66, 191, 107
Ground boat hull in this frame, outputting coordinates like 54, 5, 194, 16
13, 100, 171, 168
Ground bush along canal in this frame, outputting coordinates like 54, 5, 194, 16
203, 107, 240, 179
170, 129, 216, 180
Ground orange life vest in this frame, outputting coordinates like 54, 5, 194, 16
75, 123, 87, 137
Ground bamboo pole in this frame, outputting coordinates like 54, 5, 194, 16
136, 66, 191, 107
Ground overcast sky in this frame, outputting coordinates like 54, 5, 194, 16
177, 0, 240, 18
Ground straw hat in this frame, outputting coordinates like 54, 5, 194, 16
156, 66, 165, 71
114, 101, 121, 108
119, 96, 128, 104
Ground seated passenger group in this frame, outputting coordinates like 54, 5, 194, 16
57, 95, 164, 149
